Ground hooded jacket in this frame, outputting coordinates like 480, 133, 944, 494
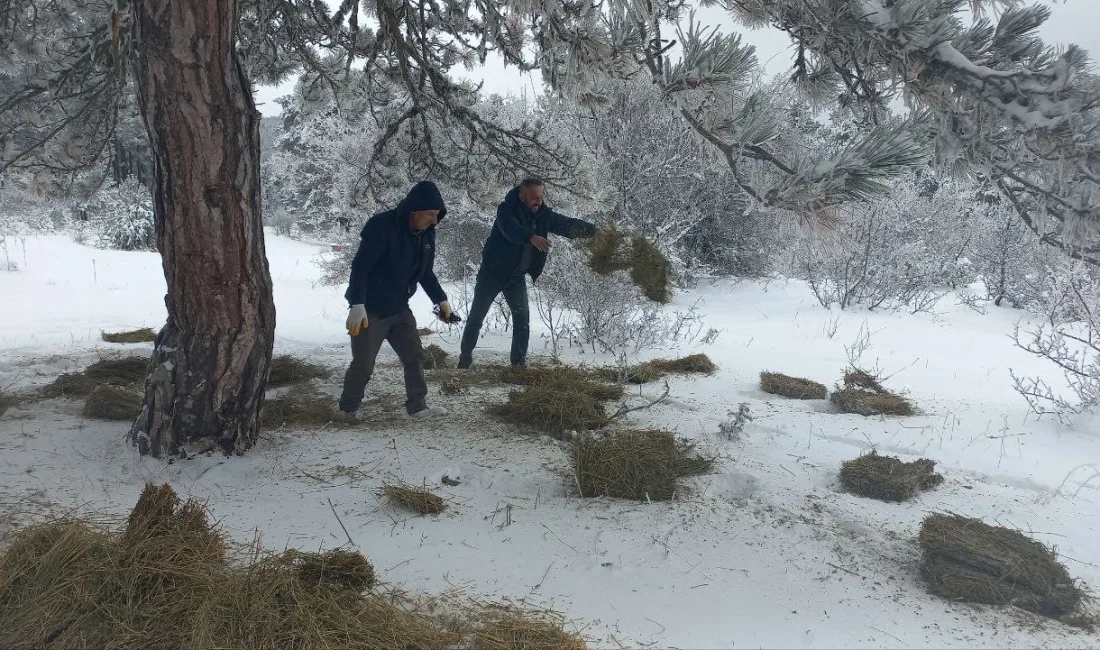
480, 186, 597, 282
344, 181, 448, 318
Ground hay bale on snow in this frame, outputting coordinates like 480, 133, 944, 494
382, 483, 446, 515
262, 387, 353, 428
830, 367, 913, 416
500, 364, 625, 402
831, 388, 913, 416
615, 354, 717, 384
84, 357, 150, 384
918, 513, 1087, 622
760, 371, 828, 400
42, 355, 149, 398
572, 429, 714, 501
423, 344, 449, 370
839, 451, 943, 502
82, 385, 143, 421
102, 327, 157, 344
268, 354, 329, 387
489, 387, 607, 438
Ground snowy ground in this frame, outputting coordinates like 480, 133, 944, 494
2, 233, 1099, 649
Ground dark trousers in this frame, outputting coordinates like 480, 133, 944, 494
339, 307, 428, 415
459, 266, 529, 366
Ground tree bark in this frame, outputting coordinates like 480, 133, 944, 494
128, 0, 275, 458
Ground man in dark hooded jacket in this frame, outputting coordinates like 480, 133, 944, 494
339, 180, 456, 417
458, 178, 597, 368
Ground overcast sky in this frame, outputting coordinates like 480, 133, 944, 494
252, 1, 1100, 117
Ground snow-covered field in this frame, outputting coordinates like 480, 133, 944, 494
2, 233, 1099, 648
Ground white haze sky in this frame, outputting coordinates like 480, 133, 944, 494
252, 1, 1100, 116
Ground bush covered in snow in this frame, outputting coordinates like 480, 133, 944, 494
80, 178, 155, 252
796, 176, 975, 312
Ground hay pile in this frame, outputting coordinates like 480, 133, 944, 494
475, 613, 587, 650
572, 429, 714, 501
82, 385, 143, 421
268, 354, 329, 387
281, 548, 376, 592
381, 483, 446, 515
41, 356, 149, 398
918, 514, 1088, 623
0, 483, 589, 649
490, 387, 608, 438
830, 368, 913, 416
424, 344, 449, 370
839, 452, 943, 502
0, 484, 437, 649
760, 371, 828, 400
261, 387, 353, 428
102, 327, 157, 344
580, 226, 673, 304
607, 353, 717, 384
500, 364, 625, 402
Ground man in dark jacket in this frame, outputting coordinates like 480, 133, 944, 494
458, 178, 597, 368
339, 180, 456, 417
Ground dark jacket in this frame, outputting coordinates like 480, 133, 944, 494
344, 181, 448, 317
480, 186, 597, 282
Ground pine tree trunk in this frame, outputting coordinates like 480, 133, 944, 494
128, 0, 275, 458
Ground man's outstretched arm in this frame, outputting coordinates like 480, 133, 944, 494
547, 209, 597, 239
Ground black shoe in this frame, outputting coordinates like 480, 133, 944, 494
510, 361, 526, 368
456, 357, 472, 370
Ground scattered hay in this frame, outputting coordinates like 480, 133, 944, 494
102, 327, 157, 344
610, 353, 718, 384
579, 226, 673, 304
424, 344, 450, 370
580, 226, 631, 275
0, 482, 465, 650
382, 483, 446, 515
418, 327, 435, 336
628, 235, 672, 304
42, 355, 150, 398
267, 354, 329, 387
281, 548, 376, 592
572, 429, 714, 501
918, 513, 1088, 623
760, 371, 828, 400
830, 367, 913, 416
82, 385, 143, 421
261, 387, 353, 428
489, 387, 608, 438
500, 364, 625, 402
475, 614, 587, 650
839, 451, 943, 502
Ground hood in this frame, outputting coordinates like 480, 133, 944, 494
364, 181, 447, 236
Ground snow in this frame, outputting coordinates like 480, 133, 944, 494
3, 232, 1100, 648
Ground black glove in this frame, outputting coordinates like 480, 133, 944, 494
433, 304, 462, 324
